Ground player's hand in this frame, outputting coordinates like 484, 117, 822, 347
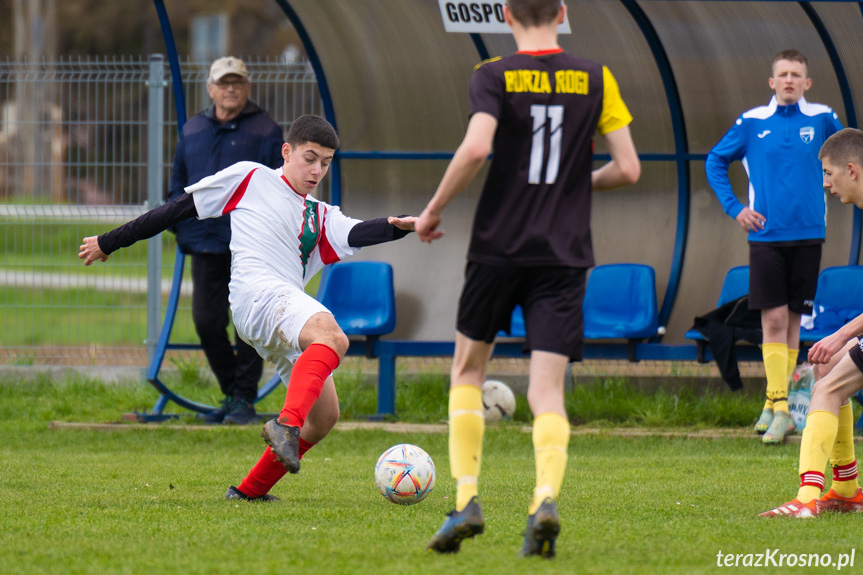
415, 209, 445, 243
78, 236, 109, 266
387, 216, 418, 231
808, 331, 848, 364
735, 207, 765, 232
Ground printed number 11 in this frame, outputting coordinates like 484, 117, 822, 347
529, 104, 563, 185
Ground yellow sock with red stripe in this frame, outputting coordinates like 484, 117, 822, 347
796, 410, 838, 503
763, 343, 789, 414
449, 384, 484, 512
829, 402, 859, 498
529, 413, 569, 515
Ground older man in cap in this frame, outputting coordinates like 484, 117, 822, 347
167, 56, 284, 424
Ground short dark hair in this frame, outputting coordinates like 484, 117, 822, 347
286, 115, 339, 150
772, 49, 808, 76
506, 0, 562, 27
819, 128, 863, 167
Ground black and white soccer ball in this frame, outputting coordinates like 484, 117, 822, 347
482, 380, 516, 422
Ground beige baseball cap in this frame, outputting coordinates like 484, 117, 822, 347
208, 57, 249, 83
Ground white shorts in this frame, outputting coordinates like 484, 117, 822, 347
234, 284, 331, 380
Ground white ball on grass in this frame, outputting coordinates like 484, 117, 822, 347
482, 379, 516, 422
374, 443, 436, 505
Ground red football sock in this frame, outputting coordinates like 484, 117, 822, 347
236, 440, 317, 499
238, 446, 286, 498
299, 438, 315, 460
278, 343, 340, 428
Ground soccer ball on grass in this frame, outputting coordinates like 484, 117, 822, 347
374, 443, 436, 505
482, 379, 516, 422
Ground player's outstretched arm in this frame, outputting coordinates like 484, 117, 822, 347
416, 113, 497, 243
346, 216, 417, 248
592, 125, 640, 190
78, 194, 198, 266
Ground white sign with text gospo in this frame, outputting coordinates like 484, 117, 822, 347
438, 1, 571, 34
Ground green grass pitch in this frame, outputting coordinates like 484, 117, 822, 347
1, 376, 860, 574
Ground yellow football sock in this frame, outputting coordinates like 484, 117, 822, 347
797, 410, 838, 503
763, 343, 789, 414
759, 349, 798, 412
449, 384, 484, 511
528, 413, 570, 514
796, 486, 822, 504
787, 348, 799, 380
829, 402, 859, 498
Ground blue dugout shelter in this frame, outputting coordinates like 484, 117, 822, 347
148, 0, 863, 417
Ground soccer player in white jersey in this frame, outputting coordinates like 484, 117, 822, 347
79, 115, 416, 500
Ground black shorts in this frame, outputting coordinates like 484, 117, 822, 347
849, 339, 863, 374
749, 243, 821, 314
456, 262, 587, 361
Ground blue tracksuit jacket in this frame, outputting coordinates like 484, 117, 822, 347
706, 96, 843, 243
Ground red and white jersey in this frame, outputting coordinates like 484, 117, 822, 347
187, 161, 360, 297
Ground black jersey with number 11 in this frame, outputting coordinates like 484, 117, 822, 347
467, 49, 632, 268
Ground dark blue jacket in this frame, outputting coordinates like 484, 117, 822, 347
167, 100, 283, 254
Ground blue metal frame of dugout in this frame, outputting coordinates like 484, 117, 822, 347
142, 0, 863, 419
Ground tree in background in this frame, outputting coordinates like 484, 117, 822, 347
1, 0, 304, 58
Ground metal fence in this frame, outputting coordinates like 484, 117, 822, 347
0, 55, 321, 367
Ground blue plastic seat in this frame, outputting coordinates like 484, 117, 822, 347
497, 265, 658, 361
685, 265, 750, 352
799, 266, 863, 431
800, 266, 863, 343
497, 305, 527, 338
583, 264, 659, 361
317, 261, 396, 356
582, 264, 659, 339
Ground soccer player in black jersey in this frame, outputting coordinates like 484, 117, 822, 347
416, 0, 640, 559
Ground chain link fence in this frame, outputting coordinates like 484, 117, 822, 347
0, 55, 321, 367
0, 55, 754, 385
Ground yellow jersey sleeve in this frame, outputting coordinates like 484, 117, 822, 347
597, 66, 633, 135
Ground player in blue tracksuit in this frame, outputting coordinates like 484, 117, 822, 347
706, 49, 843, 446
